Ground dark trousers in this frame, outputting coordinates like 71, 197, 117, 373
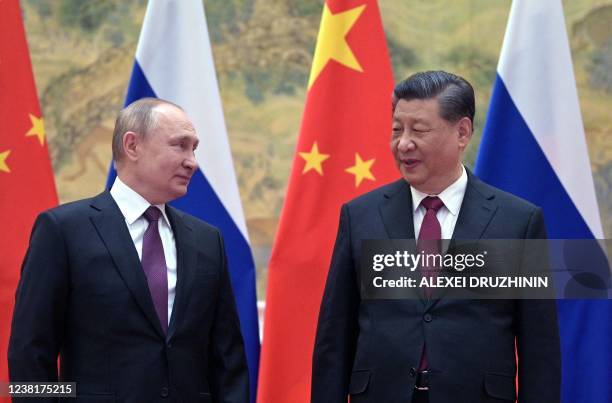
412, 390, 428, 403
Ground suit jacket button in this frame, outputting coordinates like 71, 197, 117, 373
161, 387, 169, 398
409, 367, 417, 377
423, 313, 432, 322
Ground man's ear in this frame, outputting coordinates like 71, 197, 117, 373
456, 117, 473, 148
122, 131, 140, 162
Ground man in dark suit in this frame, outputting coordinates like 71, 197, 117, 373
8, 98, 249, 402
311, 71, 560, 403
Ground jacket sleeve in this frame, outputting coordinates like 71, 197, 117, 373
8, 211, 69, 385
516, 208, 561, 403
208, 231, 250, 403
311, 204, 360, 403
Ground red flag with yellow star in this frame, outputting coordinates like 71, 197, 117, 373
257, 1, 397, 401
0, 0, 58, 384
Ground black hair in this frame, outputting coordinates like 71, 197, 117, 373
392, 70, 475, 124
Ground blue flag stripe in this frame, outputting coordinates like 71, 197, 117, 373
476, 75, 611, 403
475, 77, 593, 239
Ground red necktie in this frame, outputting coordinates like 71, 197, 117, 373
417, 196, 445, 297
142, 206, 168, 334
417, 196, 444, 370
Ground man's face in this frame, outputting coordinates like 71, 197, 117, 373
133, 105, 199, 204
391, 98, 470, 194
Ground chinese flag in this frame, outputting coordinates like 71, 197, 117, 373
257, 1, 397, 401
0, 0, 58, 384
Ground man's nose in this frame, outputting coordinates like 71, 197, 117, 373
183, 153, 198, 171
397, 134, 416, 152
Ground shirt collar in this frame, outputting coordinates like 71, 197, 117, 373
410, 165, 468, 216
110, 177, 170, 226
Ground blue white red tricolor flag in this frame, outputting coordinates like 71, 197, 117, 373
106, 1, 259, 401
475, 0, 611, 401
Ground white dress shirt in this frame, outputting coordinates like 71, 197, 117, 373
411, 165, 468, 240
110, 177, 177, 325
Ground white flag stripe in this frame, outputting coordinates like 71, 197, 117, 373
136, 0, 249, 241
498, 0, 603, 238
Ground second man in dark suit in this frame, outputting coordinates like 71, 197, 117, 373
311, 71, 560, 403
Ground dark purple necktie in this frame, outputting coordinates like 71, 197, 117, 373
142, 206, 168, 334
417, 196, 444, 370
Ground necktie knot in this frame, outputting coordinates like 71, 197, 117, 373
421, 196, 444, 212
144, 206, 162, 223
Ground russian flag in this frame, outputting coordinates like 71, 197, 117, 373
106, 1, 259, 401
475, 0, 611, 401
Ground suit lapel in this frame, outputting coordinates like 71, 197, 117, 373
89, 192, 166, 338
451, 172, 497, 241
165, 206, 197, 340
379, 179, 416, 240
378, 180, 422, 301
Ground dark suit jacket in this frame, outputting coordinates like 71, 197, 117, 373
312, 172, 560, 403
8, 191, 249, 403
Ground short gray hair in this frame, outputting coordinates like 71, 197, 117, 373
111, 97, 183, 162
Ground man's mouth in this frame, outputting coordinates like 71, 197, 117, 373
400, 158, 420, 169
175, 174, 192, 183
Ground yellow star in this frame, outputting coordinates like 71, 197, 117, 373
308, 3, 366, 88
0, 150, 11, 173
345, 153, 375, 187
25, 114, 45, 145
299, 142, 330, 175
